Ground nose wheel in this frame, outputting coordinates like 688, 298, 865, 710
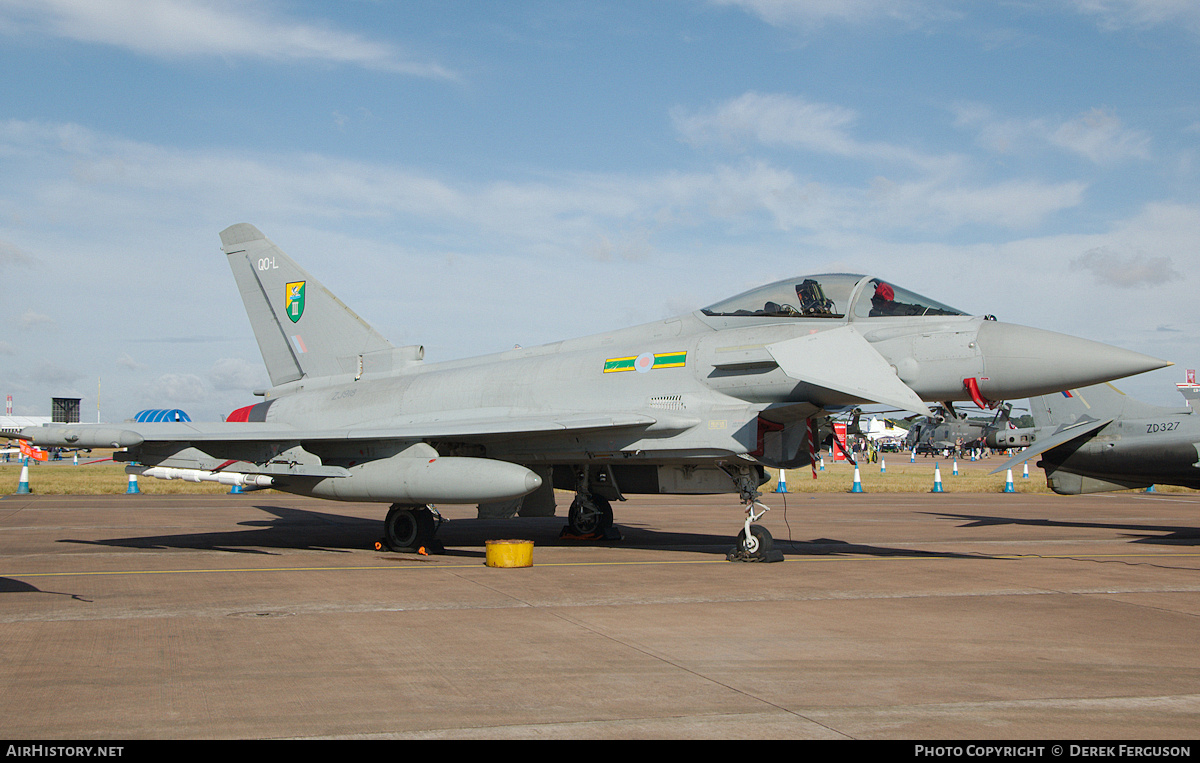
727, 500, 784, 563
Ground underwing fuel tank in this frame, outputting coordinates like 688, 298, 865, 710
305, 453, 543, 505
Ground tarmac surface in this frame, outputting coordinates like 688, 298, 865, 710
1, 486, 1199, 740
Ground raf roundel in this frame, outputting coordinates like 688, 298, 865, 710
634, 352, 655, 373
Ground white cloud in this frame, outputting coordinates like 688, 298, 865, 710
674, 92, 859, 152
115, 353, 145, 371
955, 104, 1151, 164
208, 357, 268, 392
869, 177, 1088, 230
1070, 246, 1183, 287
19, 309, 54, 330
670, 95, 1085, 230
144, 373, 207, 404
1071, 0, 1200, 33
0, 237, 33, 265
708, 0, 945, 28
0, 115, 1092, 287
0, 0, 455, 77
31, 360, 81, 387
715, 0, 1200, 35
1050, 108, 1151, 164
673, 92, 955, 173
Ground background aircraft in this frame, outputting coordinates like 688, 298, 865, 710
991, 382, 1199, 494
903, 403, 1023, 455
17, 225, 1169, 559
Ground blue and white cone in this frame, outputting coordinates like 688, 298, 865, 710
1145, 484, 1156, 493
1004, 469, 1015, 493
910, 450, 915, 463
1023, 461, 1029, 479
126, 471, 140, 494
229, 483, 244, 494
851, 466, 864, 493
952, 459, 959, 476
775, 469, 788, 493
880, 457, 886, 474
16, 458, 30, 494
932, 464, 943, 493
819, 456, 825, 472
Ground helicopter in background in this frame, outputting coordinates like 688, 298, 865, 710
904, 402, 1028, 456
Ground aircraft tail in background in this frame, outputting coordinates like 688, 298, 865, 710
1029, 382, 1187, 429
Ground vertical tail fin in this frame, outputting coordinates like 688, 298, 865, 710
220, 224, 393, 386
1030, 382, 1185, 427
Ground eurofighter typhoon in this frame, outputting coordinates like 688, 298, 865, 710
990, 382, 1200, 494
18, 225, 1169, 559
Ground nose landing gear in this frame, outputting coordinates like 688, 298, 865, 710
722, 465, 785, 563
726, 499, 784, 562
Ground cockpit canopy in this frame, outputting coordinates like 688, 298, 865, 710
700, 274, 966, 320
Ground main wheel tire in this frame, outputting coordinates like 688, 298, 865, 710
384, 506, 435, 552
567, 496, 613, 535
736, 525, 774, 559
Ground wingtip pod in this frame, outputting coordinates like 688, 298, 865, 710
975, 321, 1171, 401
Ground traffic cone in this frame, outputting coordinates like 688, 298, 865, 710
126, 471, 140, 494
910, 450, 915, 463
775, 469, 788, 493
1004, 469, 1015, 492
229, 483, 244, 494
851, 466, 864, 493
1022, 461, 1029, 479
880, 456, 886, 473
931, 463, 943, 493
16, 458, 30, 494
1145, 484, 1156, 493
952, 459, 959, 476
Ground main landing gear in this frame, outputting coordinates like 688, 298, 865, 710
561, 493, 621, 540
559, 466, 623, 541
375, 504, 445, 554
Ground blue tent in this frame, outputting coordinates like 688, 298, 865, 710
133, 409, 192, 423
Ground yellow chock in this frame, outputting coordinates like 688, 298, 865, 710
485, 539, 534, 568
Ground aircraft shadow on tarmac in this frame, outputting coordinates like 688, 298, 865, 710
0, 576, 92, 601
931, 512, 1200, 546
57, 505, 383, 555
56, 504, 984, 560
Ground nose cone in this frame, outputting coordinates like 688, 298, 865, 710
975, 321, 1170, 400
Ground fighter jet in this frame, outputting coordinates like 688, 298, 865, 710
990, 382, 1200, 494
17, 225, 1169, 559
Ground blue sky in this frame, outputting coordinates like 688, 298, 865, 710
0, 0, 1197, 421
